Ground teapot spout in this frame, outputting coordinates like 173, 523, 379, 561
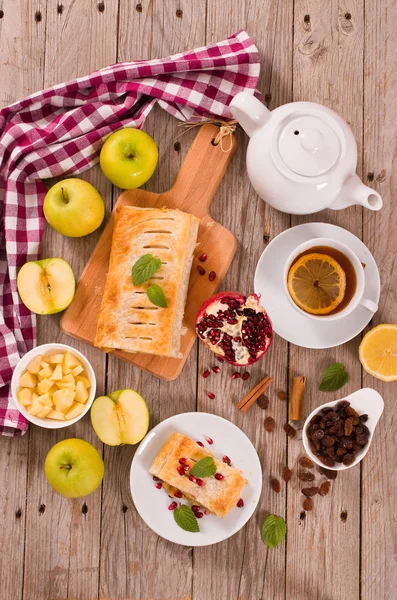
230, 92, 270, 138
331, 174, 383, 211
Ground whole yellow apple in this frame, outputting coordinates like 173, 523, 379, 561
99, 128, 158, 189
43, 178, 105, 237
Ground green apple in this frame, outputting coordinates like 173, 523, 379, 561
90, 389, 150, 446
17, 258, 75, 315
43, 178, 105, 237
44, 438, 104, 498
99, 128, 158, 189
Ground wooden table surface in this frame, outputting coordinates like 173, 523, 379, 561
1, 1, 396, 599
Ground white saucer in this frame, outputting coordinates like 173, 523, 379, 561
254, 223, 380, 349
130, 412, 262, 546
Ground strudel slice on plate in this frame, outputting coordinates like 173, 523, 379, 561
149, 432, 247, 518
94, 206, 199, 358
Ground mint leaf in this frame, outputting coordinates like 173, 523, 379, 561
261, 514, 287, 549
147, 283, 167, 308
319, 362, 349, 392
174, 505, 200, 533
189, 456, 216, 478
132, 254, 161, 286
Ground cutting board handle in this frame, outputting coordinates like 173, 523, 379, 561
164, 124, 237, 216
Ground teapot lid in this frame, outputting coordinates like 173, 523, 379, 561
277, 114, 341, 177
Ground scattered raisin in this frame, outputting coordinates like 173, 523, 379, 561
301, 487, 319, 497
299, 472, 315, 482
271, 478, 281, 493
264, 416, 276, 432
283, 423, 297, 438
319, 481, 331, 496
277, 390, 288, 401
282, 466, 293, 482
257, 394, 269, 410
303, 497, 313, 511
318, 467, 338, 480
299, 456, 314, 468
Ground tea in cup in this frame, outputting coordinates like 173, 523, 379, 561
283, 237, 378, 320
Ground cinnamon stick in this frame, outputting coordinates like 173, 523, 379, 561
289, 376, 306, 421
237, 375, 273, 412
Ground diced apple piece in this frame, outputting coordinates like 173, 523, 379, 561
18, 388, 33, 406
38, 366, 53, 380
56, 382, 75, 390
47, 409, 66, 421
28, 400, 45, 416
63, 351, 82, 374
71, 365, 84, 377
26, 355, 43, 374
75, 380, 89, 404
49, 364, 63, 381
19, 371, 37, 388
49, 353, 64, 364
37, 378, 54, 395
76, 376, 91, 388
37, 405, 52, 419
37, 392, 53, 407
53, 389, 75, 412
65, 402, 86, 420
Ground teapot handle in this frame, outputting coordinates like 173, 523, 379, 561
230, 92, 270, 138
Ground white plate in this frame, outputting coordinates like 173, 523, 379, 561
254, 223, 380, 349
130, 412, 262, 546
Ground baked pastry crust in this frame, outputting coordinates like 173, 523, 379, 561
94, 206, 199, 358
149, 432, 247, 518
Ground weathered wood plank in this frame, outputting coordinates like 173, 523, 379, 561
0, 2, 47, 600
21, 2, 118, 599
193, 2, 293, 600
362, 0, 397, 598
287, 2, 364, 599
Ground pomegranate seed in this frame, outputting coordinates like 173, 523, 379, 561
207, 391, 215, 399
215, 473, 224, 480
174, 490, 182, 498
237, 498, 244, 508
195, 511, 204, 518
189, 475, 197, 483
209, 271, 216, 282
199, 253, 207, 262
196, 478, 205, 487
177, 466, 185, 476
155, 482, 162, 489
241, 372, 250, 381
197, 441, 204, 447
202, 369, 210, 378
179, 457, 187, 464
216, 356, 225, 362
212, 365, 221, 373
205, 436, 213, 445
168, 501, 177, 511
231, 372, 241, 380
197, 265, 206, 275
152, 476, 160, 481
223, 455, 231, 465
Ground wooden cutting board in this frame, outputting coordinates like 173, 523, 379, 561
61, 124, 238, 380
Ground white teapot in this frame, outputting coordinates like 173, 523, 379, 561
230, 93, 382, 215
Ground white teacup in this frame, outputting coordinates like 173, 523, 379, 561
283, 237, 378, 320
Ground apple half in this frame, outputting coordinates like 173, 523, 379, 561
90, 389, 149, 446
17, 258, 75, 315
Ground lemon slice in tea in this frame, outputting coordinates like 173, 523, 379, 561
287, 253, 346, 315
359, 324, 397, 381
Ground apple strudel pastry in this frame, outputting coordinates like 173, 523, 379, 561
95, 206, 199, 358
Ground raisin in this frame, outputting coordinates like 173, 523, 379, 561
282, 466, 293, 482
342, 453, 355, 466
319, 455, 335, 467
277, 390, 288, 401
319, 481, 331, 496
301, 487, 319, 497
264, 416, 276, 432
318, 467, 338, 480
345, 406, 359, 417
257, 394, 269, 410
299, 472, 315, 482
360, 414, 368, 422
271, 478, 281, 492
299, 456, 314, 468
303, 497, 314, 511
284, 423, 297, 438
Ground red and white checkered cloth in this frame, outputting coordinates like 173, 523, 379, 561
0, 30, 260, 436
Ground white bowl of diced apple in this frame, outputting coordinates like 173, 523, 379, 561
11, 343, 96, 428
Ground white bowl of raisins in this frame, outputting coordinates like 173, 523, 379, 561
303, 388, 384, 470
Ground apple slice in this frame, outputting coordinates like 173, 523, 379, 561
90, 389, 149, 446
17, 258, 75, 315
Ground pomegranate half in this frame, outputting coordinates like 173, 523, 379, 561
195, 292, 273, 366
